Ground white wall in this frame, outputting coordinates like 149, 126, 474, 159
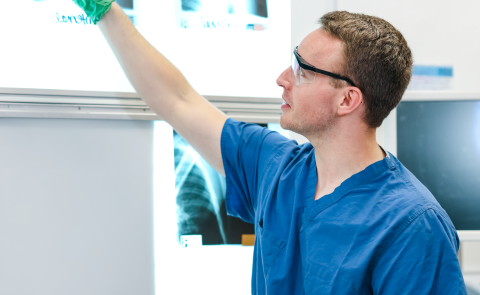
0, 118, 157, 295
291, 0, 337, 48
462, 242, 480, 273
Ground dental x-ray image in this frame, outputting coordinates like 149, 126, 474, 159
175, 0, 269, 30
174, 131, 254, 245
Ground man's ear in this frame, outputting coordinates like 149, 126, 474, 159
337, 87, 363, 116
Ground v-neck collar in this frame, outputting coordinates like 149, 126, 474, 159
301, 150, 396, 230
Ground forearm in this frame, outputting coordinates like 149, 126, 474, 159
96, 3, 227, 174
97, 3, 195, 120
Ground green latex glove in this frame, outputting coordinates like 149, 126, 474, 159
72, 0, 115, 24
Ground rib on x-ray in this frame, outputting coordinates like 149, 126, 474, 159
174, 131, 254, 245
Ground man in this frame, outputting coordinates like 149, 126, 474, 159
73, 1, 467, 294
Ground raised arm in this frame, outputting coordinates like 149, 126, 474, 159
97, 3, 227, 174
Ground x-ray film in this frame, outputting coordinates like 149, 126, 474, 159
173, 131, 254, 245
175, 0, 269, 30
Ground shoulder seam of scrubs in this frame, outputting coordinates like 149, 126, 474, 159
261, 139, 289, 177
396, 166, 454, 228
369, 207, 433, 271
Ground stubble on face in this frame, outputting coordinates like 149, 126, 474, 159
280, 89, 337, 140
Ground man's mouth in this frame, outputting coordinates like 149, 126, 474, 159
281, 100, 291, 109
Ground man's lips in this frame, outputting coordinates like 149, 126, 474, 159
281, 97, 291, 109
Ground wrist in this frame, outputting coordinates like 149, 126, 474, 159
98, 2, 119, 24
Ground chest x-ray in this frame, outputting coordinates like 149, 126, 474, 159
174, 131, 254, 245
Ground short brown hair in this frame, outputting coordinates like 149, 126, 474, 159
320, 11, 413, 128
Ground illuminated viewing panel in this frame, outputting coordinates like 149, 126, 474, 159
0, 0, 289, 98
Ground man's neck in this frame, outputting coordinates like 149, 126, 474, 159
310, 128, 385, 201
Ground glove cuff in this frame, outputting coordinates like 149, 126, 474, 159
74, 0, 115, 25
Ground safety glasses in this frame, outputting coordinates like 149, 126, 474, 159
292, 46, 356, 87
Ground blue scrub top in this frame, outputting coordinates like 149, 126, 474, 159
221, 119, 467, 295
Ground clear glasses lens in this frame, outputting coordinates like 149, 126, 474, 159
291, 53, 316, 85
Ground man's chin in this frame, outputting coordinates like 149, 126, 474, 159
280, 114, 309, 137
279, 115, 294, 132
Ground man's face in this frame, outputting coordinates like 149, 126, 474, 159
276, 28, 346, 138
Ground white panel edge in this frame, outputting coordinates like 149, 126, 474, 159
458, 231, 480, 242
403, 91, 480, 101
0, 88, 282, 122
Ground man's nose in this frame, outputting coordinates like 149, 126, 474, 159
276, 67, 292, 90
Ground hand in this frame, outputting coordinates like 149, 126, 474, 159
72, 0, 115, 24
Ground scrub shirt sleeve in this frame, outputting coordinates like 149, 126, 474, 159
371, 209, 467, 294
221, 119, 294, 224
